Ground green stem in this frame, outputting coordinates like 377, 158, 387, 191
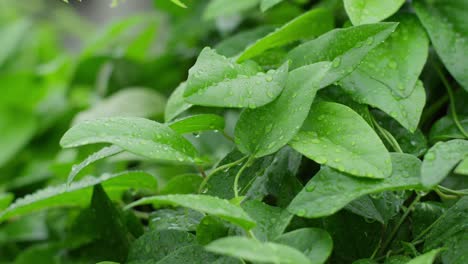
435, 188, 459, 200
234, 156, 255, 198
434, 64, 468, 138
371, 116, 403, 153
437, 185, 468, 196
379, 194, 421, 256
198, 156, 249, 194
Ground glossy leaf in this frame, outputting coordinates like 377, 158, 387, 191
288, 153, 423, 218
429, 115, 468, 143
414, 0, 468, 90
421, 139, 468, 188
73, 88, 166, 124
184, 48, 288, 108
237, 8, 333, 62
288, 22, 398, 84
0, 171, 157, 222
406, 249, 442, 264
168, 114, 225, 134
159, 174, 204, 195
275, 228, 333, 263
157, 245, 238, 264
344, 0, 405, 25
60, 117, 201, 163
345, 14, 429, 98
165, 82, 193, 122
235, 62, 331, 157
290, 101, 392, 178
206, 236, 312, 264
125, 194, 256, 230
340, 79, 426, 132
149, 208, 203, 232
67, 145, 123, 184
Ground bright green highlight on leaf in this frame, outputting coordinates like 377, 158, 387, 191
237, 8, 334, 62
344, 0, 405, 25
184, 47, 288, 109
406, 249, 442, 264
168, 114, 225, 134
288, 153, 423, 218
125, 194, 256, 230
290, 101, 392, 178
206, 236, 312, 264
0, 171, 157, 222
60, 117, 201, 164
421, 139, 468, 188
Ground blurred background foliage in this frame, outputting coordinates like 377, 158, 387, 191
0, 0, 326, 262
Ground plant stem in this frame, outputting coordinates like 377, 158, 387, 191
371, 116, 403, 153
434, 64, 468, 138
379, 194, 421, 256
437, 185, 468, 196
234, 156, 255, 198
198, 155, 249, 193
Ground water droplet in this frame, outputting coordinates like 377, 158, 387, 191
388, 60, 397, 69
332, 57, 341, 68
296, 209, 306, 217
315, 156, 327, 164
425, 152, 435, 161
311, 138, 321, 144
366, 36, 374, 45
306, 184, 316, 192
266, 76, 273, 82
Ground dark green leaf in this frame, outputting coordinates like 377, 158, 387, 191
149, 208, 204, 232
169, 114, 225, 134
160, 174, 203, 195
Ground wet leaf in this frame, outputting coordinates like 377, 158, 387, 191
344, 0, 405, 25
169, 114, 225, 134
165, 82, 193, 122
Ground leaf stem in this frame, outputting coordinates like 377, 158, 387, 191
437, 185, 468, 196
198, 155, 249, 193
434, 64, 468, 138
371, 116, 403, 153
234, 156, 255, 198
379, 194, 421, 256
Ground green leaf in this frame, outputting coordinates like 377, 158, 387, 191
344, 0, 405, 25
73, 88, 166, 124
157, 245, 237, 264
171, 0, 187, 8
346, 192, 404, 224
0, 19, 30, 66
0, 213, 48, 244
260, 0, 284, 12
196, 215, 229, 245
413, 202, 446, 237
60, 117, 201, 164
206, 236, 312, 264
237, 8, 334, 62
344, 14, 429, 98
0, 110, 36, 167
235, 62, 331, 157
288, 153, 422, 218
160, 174, 204, 195
414, 0, 468, 91
215, 26, 274, 57
67, 145, 123, 184
421, 139, 468, 188
424, 197, 468, 252
455, 157, 468, 175
0, 171, 157, 222
340, 79, 426, 132
274, 228, 333, 263
127, 229, 196, 264
125, 194, 256, 230
204, 0, 260, 20
429, 115, 468, 143
74, 185, 131, 262
406, 249, 442, 264
0, 192, 14, 211
287, 22, 398, 84
184, 48, 288, 109
169, 114, 225, 134
290, 101, 391, 178
165, 82, 193, 122
149, 208, 204, 232
242, 200, 293, 241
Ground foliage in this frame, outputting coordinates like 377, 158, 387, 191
0, 0, 467, 263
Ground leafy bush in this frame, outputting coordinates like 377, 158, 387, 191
0, 0, 467, 263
